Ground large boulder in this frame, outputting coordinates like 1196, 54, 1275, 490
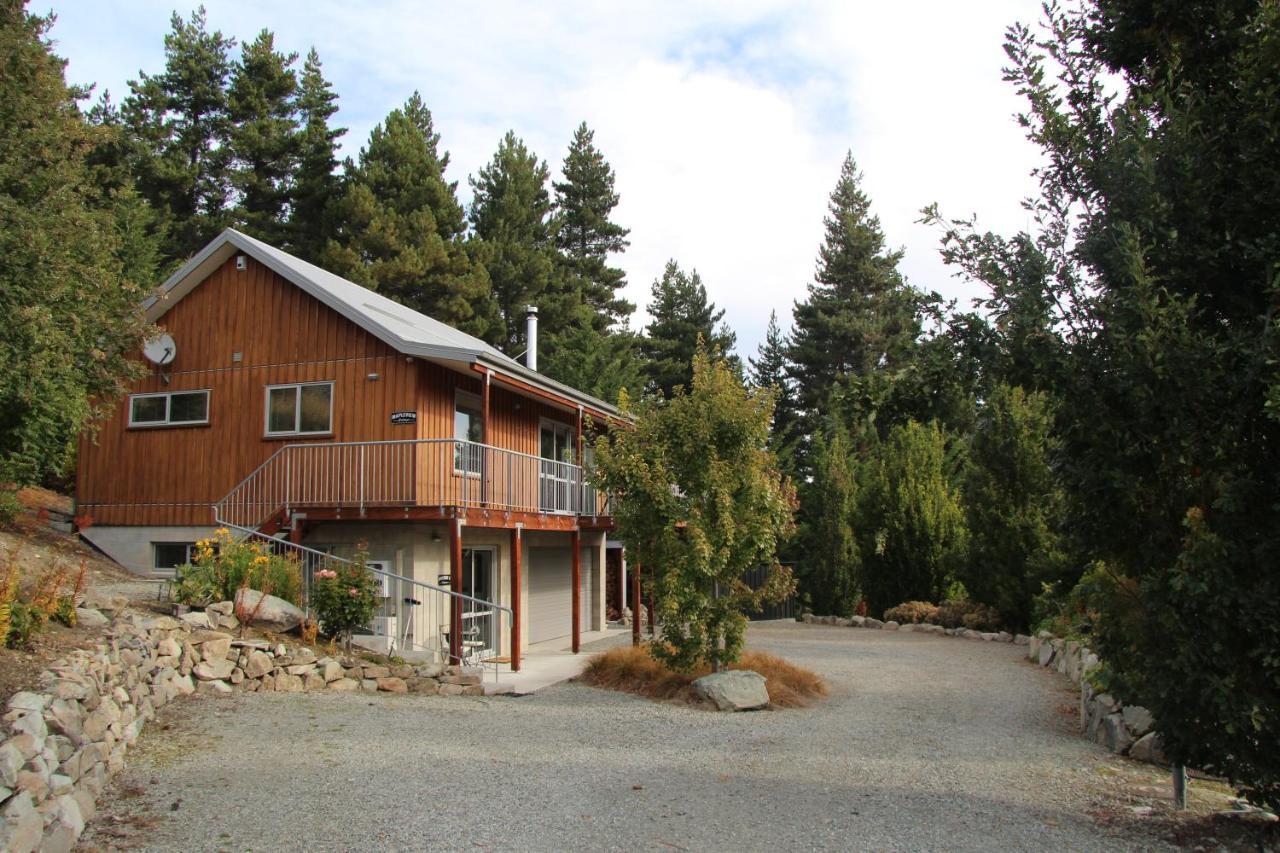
1122, 705, 1154, 738
1129, 732, 1168, 765
691, 670, 769, 712
233, 589, 304, 633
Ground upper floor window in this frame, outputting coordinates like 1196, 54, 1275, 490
266, 382, 333, 436
129, 390, 209, 428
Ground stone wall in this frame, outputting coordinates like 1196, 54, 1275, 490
0, 601, 486, 852
800, 613, 1166, 766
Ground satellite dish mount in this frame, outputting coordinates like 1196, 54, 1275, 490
143, 333, 177, 384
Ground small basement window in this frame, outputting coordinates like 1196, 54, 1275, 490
153, 542, 195, 572
265, 382, 333, 436
129, 390, 210, 427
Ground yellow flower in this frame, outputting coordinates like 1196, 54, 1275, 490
253, 556, 269, 566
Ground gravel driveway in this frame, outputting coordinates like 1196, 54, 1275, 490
83, 623, 1169, 851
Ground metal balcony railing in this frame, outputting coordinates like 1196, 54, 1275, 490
213, 439, 611, 531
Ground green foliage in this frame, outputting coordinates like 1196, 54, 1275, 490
538, 325, 643, 406
858, 420, 967, 616
310, 553, 380, 649
803, 420, 861, 616
785, 153, 924, 476
122, 7, 235, 263
960, 384, 1066, 630
0, 2, 152, 509
591, 348, 796, 672
227, 29, 299, 246
552, 122, 633, 331
4, 601, 42, 649
288, 47, 344, 262
639, 261, 739, 398
469, 131, 557, 351
883, 600, 938, 625
930, 0, 1280, 808
175, 528, 303, 607
322, 92, 498, 340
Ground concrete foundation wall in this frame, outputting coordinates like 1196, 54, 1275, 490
79, 525, 217, 575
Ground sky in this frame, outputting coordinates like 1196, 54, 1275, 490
45, 0, 1047, 359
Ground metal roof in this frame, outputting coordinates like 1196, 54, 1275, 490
144, 228, 622, 418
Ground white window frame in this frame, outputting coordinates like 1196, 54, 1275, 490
128, 389, 211, 428
264, 381, 334, 437
152, 542, 195, 573
454, 390, 484, 476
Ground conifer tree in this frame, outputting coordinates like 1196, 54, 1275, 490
0, 1, 152, 515
540, 326, 644, 405
322, 92, 497, 338
122, 6, 235, 263
288, 47, 343, 262
749, 310, 799, 459
804, 421, 861, 616
640, 260, 738, 398
553, 122, 632, 330
468, 131, 557, 351
227, 29, 298, 246
786, 153, 921, 469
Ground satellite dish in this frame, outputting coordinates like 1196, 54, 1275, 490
143, 333, 177, 366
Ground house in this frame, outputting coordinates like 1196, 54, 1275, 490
75, 228, 629, 669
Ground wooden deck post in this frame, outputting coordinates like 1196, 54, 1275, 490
510, 526, 522, 672
449, 517, 463, 665
571, 528, 581, 653
631, 561, 641, 646
480, 370, 491, 507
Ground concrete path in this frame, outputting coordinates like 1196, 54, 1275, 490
82, 622, 1171, 852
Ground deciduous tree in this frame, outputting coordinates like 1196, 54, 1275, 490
591, 348, 796, 672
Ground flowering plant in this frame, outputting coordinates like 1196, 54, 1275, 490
175, 528, 302, 607
310, 547, 381, 650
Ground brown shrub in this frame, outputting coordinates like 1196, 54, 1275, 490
580, 644, 828, 709
883, 600, 939, 624
936, 600, 1002, 631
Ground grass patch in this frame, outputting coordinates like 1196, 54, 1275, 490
580, 644, 828, 709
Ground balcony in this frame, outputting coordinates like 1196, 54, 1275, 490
214, 439, 611, 531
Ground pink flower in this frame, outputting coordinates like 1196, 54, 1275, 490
316, 569, 337, 580
348, 587, 359, 597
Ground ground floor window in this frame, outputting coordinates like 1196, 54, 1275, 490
153, 542, 195, 572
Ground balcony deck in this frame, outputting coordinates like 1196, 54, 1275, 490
215, 439, 612, 532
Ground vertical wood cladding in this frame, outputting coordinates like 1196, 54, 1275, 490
77, 254, 593, 527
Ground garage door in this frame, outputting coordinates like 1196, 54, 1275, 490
527, 547, 595, 643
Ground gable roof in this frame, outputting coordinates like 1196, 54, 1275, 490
144, 228, 621, 419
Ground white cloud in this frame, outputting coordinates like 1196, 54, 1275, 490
48, 0, 1047, 356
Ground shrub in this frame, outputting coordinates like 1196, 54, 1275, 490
1, 557, 85, 647
175, 528, 303, 607
310, 555, 380, 650
883, 601, 939, 624
935, 600, 1002, 631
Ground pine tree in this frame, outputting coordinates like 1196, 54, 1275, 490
227, 29, 298, 246
786, 153, 921, 469
122, 6, 235, 264
553, 122, 632, 330
749, 310, 799, 459
468, 131, 557, 351
539, 325, 644, 405
0, 1, 152, 515
288, 47, 343, 262
322, 92, 497, 338
640, 260, 738, 398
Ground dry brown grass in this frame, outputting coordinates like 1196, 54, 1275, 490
580, 644, 828, 709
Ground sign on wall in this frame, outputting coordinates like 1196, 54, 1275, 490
390, 411, 417, 425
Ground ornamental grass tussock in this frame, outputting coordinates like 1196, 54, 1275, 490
580, 644, 828, 709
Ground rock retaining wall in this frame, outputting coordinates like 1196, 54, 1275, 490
0, 601, 485, 852
800, 613, 1166, 766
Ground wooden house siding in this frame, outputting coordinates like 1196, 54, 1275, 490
78, 256, 421, 526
